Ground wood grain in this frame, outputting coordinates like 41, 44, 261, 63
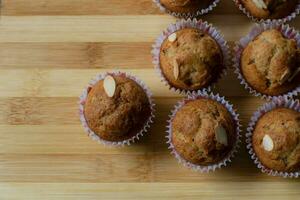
0, 15, 299, 43
0, 42, 153, 69
1, 183, 299, 200
2, 0, 160, 16
0, 0, 300, 199
1, 0, 239, 16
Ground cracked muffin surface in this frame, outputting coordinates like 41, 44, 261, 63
159, 28, 223, 91
241, 29, 300, 96
171, 98, 236, 165
160, 0, 214, 13
239, 0, 298, 19
84, 75, 151, 142
252, 108, 300, 172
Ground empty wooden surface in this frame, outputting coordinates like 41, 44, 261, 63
0, 0, 299, 199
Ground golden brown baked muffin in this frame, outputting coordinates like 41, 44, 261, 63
160, 0, 214, 14
159, 28, 223, 91
171, 98, 236, 165
241, 29, 300, 96
84, 74, 151, 142
239, 0, 298, 19
252, 108, 300, 172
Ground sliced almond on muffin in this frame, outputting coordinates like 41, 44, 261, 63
252, 0, 267, 9
279, 69, 291, 84
173, 60, 179, 80
215, 125, 228, 146
168, 33, 177, 42
262, 134, 274, 151
103, 75, 116, 97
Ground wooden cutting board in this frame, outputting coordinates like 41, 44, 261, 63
0, 0, 299, 199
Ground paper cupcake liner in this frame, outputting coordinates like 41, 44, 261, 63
152, 18, 231, 96
79, 71, 155, 147
233, 0, 300, 23
166, 90, 242, 172
246, 96, 300, 178
153, 0, 220, 18
233, 22, 300, 100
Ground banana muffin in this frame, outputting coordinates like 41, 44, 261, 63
160, 0, 214, 14
171, 98, 236, 165
252, 108, 300, 172
84, 74, 151, 142
241, 29, 300, 96
159, 28, 223, 91
239, 0, 299, 19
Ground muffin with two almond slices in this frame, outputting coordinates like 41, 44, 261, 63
159, 28, 224, 92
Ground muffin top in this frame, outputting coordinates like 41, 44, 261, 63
171, 98, 236, 165
240, 0, 298, 19
159, 28, 223, 91
84, 74, 151, 142
241, 29, 300, 96
252, 108, 300, 172
160, 0, 214, 13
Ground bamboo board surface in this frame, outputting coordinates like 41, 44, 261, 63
0, 0, 299, 199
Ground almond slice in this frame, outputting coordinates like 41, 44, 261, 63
173, 60, 179, 80
252, 0, 267, 9
215, 125, 228, 146
262, 134, 274, 151
288, 67, 300, 82
103, 75, 116, 97
279, 69, 291, 85
168, 33, 177, 42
